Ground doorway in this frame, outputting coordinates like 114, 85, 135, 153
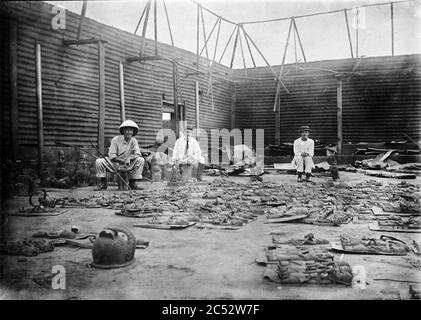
162, 100, 186, 135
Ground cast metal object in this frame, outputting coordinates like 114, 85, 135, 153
91, 226, 136, 269
29, 189, 58, 211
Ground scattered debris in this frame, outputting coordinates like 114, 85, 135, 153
0, 238, 54, 256
264, 259, 353, 286
272, 233, 329, 246
259, 231, 353, 286
412, 240, 421, 255
330, 234, 409, 255
409, 284, 421, 299
368, 222, 421, 233
133, 222, 196, 230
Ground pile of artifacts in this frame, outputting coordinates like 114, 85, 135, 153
348, 150, 421, 179
257, 233, 354, 286
0, 225, 149, 262
261, 180, 420, 231
258, 231, 418, 286
352, 138, 420, 156
53, 179, 267, 229
47, 178, 421, 232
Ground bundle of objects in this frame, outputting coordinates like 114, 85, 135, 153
257, 233, 353, 286
349, 147, 421, 179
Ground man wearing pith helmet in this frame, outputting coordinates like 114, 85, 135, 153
95, 120, 145, 190
291, 125, 315, 182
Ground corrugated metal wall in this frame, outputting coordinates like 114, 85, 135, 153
234, 55, 421, 145
0, 13, 12, 155
0, 1, 233, 154
1, 1, 419, 157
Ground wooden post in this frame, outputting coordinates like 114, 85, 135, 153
273, 79, 281, 112
230, 27, 240, 69
35, 42, 44, 184
98, 40, 106, 155
273, 18, 293, 112
200, 18, 220, 56
344, 9, 354, 58
242, 27, 289, 93
219, 25, 237, 64
200, 7, 210, 59
118, 62, 126, 122
391, 3, 394, 56
231, 84, 236, 129
173, 63, 179, 138
154, 0, 158, 56
275, 93, 280, 145
293, 24, 297, 63
76, 1, 87, 41
9, 21, 19, 160
134, 1, 148, 34
356, 9, 359, 58
241, 25, 256, 67
337, 79, 343, 154
163, 0, 174, 46
195, 81, 200, 131
196, 3, 200, 72
292, 18, 306, 63
238, 28, 247, 72
139, 0, 151, 58
212, 19, 221, 62
281, 19, 294, 72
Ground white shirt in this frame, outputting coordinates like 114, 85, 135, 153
108, 136, 141, 161
172, 136, 203, 163
293, 138, 314, 157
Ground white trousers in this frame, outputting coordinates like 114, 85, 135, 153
95, 156, 145, 179
292, 156, 314, 174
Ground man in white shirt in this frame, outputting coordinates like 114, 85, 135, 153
95, 120, 145, 190
172, 126, 204, 180
292, 126, 315, 182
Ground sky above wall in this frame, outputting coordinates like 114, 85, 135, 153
46, 0, 421, 68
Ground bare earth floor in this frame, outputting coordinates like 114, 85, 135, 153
1, 172, 420, 300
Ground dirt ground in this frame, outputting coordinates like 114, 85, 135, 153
1, 172, 420, 300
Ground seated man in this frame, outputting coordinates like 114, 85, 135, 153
172, 126, 204, 180
292, 125, 315, 182
95, 120, 145, 190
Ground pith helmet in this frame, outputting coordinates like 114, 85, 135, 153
119, 120, 139, 136
91, 226, 136, 269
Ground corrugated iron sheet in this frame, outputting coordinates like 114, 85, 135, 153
1, 1, 419, 156
233, 54, 421, 145
0, 1, 233, 153
0, 14, 11, 153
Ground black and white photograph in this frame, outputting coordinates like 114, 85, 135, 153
0, 0, 420, 305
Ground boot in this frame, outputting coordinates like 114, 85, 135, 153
305, 173, 312, 182
297, 173, 303, 182
95, 178, 107, 191
129, 179, 139, 190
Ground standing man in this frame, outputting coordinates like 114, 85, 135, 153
95, 120, 145, 190
292, 126, 315, 182
172, 126, 204, 180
